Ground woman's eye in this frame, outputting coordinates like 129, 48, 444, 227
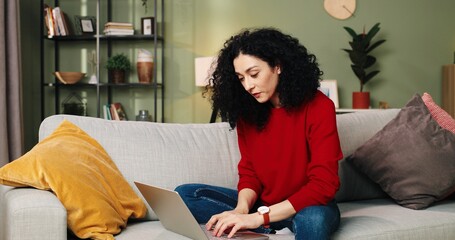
251, 73, 258, 78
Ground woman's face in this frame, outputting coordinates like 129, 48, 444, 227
233, 53, 281, 108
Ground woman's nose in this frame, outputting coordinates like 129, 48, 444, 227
243, 78, 254, 91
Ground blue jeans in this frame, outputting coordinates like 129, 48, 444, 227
175, 183, 340, 240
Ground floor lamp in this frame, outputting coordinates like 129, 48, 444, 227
195, 56, 218, 123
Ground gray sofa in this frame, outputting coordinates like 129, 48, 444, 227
1, 109, 455, 240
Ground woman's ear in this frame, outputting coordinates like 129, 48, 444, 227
276, 65, 281, 75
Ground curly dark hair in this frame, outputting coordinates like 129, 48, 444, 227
207, 27, 322, 130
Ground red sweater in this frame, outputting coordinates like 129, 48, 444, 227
236, 91, 343, 212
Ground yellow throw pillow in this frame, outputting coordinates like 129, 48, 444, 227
0, 120, 147, 239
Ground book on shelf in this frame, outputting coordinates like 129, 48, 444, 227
52, 7, 66, 36
103, 104, 112, 120
44, 4, 70, 37
43, 5, 56, 37
105, 32, 134, 36
104, 29, 135, 35
103, 22, 134, 36
105, 25, 134, 30
105, 22, 133, 27
109, 102, 128, 121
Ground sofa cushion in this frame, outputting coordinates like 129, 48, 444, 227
39, 115, 242, 221
422, 92, 455, 133
0, 120, 147, 239
0, 187, 67, 240
347, 94, 455, 209
114, 221, 295, 240
333, 199, 455, 240
335, 109, 400, 202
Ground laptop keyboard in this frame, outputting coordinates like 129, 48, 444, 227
201, 225, 238, 239
200, 224, 269, 240
200, 225, 235, 240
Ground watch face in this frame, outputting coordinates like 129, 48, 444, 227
324, 0, 356, 20
258, 206, 270, 214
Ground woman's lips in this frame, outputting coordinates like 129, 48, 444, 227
252, 92, 260, 98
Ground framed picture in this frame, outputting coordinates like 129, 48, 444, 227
74, 16, 96, 34
319, 79, 339, 108
141, 17, 155, 35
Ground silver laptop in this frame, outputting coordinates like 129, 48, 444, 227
134, 182, 269, 240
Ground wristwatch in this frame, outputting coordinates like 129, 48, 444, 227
257, 206, 270, 228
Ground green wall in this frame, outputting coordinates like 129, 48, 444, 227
164, 0, 455, 123
20, 0, 455, 150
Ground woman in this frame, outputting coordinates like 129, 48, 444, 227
175, 28, 343, 240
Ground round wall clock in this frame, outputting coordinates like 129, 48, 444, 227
324, 0, 356, 20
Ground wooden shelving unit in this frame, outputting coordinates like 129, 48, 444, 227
40, 0, 164, 122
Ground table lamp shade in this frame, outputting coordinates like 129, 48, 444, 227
195, 56, 216, 87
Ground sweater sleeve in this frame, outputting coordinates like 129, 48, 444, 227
287, 94, 343, 211
236, 121, 263, 195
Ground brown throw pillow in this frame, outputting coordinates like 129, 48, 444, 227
347, 94, 455, 210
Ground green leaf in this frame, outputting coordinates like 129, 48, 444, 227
363, 70, 380, 84
343, 27, 358, 38
351, 65, 365, 80
349, 51, 367, 66
366, 39, 386, 53
349, 40, 363, 50
364, 23, 381, 43
364, 56, 376, 69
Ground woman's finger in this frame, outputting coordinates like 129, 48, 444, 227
206, 214, 220, 230
227, 224, 242, 238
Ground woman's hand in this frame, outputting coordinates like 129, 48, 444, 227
206, 210, 262, 238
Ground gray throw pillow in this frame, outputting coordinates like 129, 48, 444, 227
347, 94, 455, 210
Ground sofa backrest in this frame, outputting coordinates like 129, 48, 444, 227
39, 109, 400, 217
335, 109, 400, 202
40, 115, 241, 220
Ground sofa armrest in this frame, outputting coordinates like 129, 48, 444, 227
0, 186, 67, 240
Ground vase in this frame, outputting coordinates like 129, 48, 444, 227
352, 92, 370, 109
137, 49, 153, 84
136, 109, 153, 121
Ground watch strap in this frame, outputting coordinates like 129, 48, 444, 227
262, 211, 270, 228
258, 206, 270, 228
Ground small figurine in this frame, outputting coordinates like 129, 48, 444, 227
88, 50, 98, 84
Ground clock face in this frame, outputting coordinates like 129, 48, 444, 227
324, 0, 356, 20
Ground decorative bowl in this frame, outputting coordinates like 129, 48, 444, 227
53, 71, 86, 84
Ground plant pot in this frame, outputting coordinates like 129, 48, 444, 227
110, 69, 126, 83
352, 92, 370, 109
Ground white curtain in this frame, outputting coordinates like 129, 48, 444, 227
0, 0, 23, 167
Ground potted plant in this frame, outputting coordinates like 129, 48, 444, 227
106, 53, 131, 83
343, 23, 386, 109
